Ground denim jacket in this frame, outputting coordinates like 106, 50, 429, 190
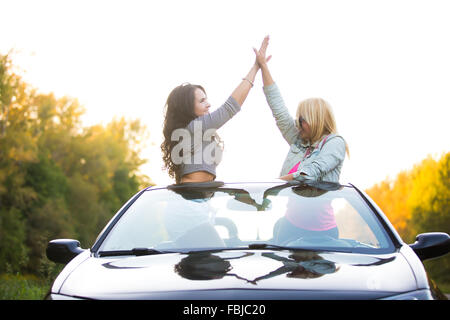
263, 83, 346, 183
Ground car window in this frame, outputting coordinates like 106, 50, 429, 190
98, 184, 394, 254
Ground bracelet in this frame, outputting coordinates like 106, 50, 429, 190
242, 78, 254, 87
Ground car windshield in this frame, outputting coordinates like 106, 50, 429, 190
97, 182, 395, 254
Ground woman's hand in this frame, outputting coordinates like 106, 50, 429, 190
230, 36, 272, 106
279, 174, 294, 181
254, 35, 274, 86
279, 172, 307, 181
253, 35, 272, 68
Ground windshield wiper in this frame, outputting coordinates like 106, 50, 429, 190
98, 248, 175, 257
181, 244, 336, 253
247, 243, 353, 253
98, 244, 354, 256
247, 243, 299, 250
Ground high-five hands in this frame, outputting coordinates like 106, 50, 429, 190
253, 35, 272, 68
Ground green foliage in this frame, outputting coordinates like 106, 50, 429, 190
0, 52, 151, 275
0, 208, 29, 273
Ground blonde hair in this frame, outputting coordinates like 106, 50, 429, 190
296, 98, 349, 156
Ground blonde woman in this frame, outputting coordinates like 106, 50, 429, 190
254, 36, 349, 243
254, 36, 349, 183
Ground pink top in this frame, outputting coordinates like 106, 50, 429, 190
285, 200, 337, 231
288, 161, 301, 174
286, 135, 337, 231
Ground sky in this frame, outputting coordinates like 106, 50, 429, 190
1, 0, 449, 189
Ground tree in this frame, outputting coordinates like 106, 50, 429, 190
0, 52, 151, 274
0, 53, 37, 273
410, 154, 450, 285
366, 152, 450, 286
366, 171, 415, 241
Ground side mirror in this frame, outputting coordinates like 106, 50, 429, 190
46, 239, 85, 264
409, 232, 450, 261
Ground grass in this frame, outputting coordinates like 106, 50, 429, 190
437, 282, 450, 295
0, 274, 50, 300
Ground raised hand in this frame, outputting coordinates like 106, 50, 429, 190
253, 35, 272, 68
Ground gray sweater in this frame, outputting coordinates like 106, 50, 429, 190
178, 96, 241, 179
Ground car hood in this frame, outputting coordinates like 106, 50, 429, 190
57, 249, 417, 299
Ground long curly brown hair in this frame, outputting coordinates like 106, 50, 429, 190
161, 83, 206, 183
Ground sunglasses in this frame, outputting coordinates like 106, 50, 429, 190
298, 116, 306, 128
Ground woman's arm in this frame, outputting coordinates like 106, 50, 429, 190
254, 36, 299, 145
263, 84, 300, 145
280, 137, 346, 181
187, 38, 268, 133
230, 63, 259, 106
